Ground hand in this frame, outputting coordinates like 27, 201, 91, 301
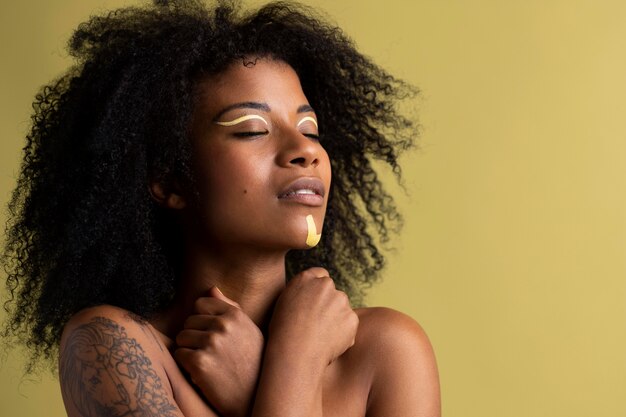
268, 267, 359, 368
174, 287, 264, 417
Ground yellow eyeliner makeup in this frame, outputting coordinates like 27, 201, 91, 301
297, 116, 318, 128
305, 214, 322, 247
215, 114, 269, 126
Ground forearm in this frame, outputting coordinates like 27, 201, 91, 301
251, 338, 325, 417
250, 269, 357, 416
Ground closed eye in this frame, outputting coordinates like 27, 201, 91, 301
303, 133, 320, 140
232, 131, 269, 138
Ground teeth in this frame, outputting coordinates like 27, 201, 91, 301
294, 189, 316, 195
283, 189, 317, 197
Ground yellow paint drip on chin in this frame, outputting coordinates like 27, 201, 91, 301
305, 215, 322, 247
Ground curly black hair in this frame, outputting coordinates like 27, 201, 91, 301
2, 0, 417, 371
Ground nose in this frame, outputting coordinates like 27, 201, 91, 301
276, 127, 320, 168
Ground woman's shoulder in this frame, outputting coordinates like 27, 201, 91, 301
354, 306, 434, 351
59, 305, 183, 417
342, 306, 436, 379
63, 304, 141, 327
61, 304, 163, 351
350, 307, 437, 373
60, 304, 171, 375
350, 307, 441, 416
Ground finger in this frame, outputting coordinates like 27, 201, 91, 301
299, 267, 330, 279
173, 346, 196, 366
176, 328, 221, 349
183, 314, 223, 331
174, 347, 212, 379
193, 295, 236, 315
209, 286, 241, 309
307, 267, 330, 278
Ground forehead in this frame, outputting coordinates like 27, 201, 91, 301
194, 58, 308, 117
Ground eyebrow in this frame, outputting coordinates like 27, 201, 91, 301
212, 102, 316, 121
297, 104, 315, 114
212, 102, 271, 121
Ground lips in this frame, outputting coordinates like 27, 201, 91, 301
278, 177, 325, 206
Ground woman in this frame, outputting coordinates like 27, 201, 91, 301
2, 1, 440, 416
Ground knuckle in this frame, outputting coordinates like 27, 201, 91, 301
229, 307, 244, 319
215, 318, 229, 333
224, 305, 241, 317
310, 267, 330, 277
320, 276, 336, 290
201, 332, 216, 347
179, 350, 211, 378
193, 297, 207, 313
297, 267, 330, 280
196, 351, 212, 373
177, 349, 203, 374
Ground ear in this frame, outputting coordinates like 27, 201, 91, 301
149, 181, 187, 209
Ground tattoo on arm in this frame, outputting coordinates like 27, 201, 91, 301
60, 316, 178, 417
124, 312, 165, 353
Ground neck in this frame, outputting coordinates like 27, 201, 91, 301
154, 242, 288, 340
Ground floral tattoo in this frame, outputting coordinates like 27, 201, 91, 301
60, 317, 178, 417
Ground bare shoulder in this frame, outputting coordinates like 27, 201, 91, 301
354, 307, 435, 361
59, 305, 184, 417
62, 304, 141, 335
61, 304, 165, 349
355, 307, 432, 344
353, 307, 441, 417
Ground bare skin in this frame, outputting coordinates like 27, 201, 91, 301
59, 58, 440, 417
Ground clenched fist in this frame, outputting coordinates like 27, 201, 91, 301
268, 267, 359, 367
175, 287, 264, 417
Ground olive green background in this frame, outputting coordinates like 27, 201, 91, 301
2, 1, 625, 416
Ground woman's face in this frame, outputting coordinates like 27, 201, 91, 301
186, 58, 331, 253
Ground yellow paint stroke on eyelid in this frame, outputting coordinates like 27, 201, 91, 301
214, 114, 269, 126
297, 116, 318, 128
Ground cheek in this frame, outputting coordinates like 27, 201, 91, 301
195, 147, 269, 212
319, 148, 332, 186
196, 145, 243, 191
225, 167, 265, 194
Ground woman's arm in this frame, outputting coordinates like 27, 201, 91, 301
59, 305, 218, 417
250, 268, 359, 417
175, 288, 264, 417
174, 281, 438, 417
175, 268, 358, 417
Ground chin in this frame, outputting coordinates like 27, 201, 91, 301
275, 232, 321, 252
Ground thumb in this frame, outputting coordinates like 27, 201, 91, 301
209, 286, 241, 309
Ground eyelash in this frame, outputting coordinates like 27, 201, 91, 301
233, 131, 269, 138
232, 131, 320, 140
